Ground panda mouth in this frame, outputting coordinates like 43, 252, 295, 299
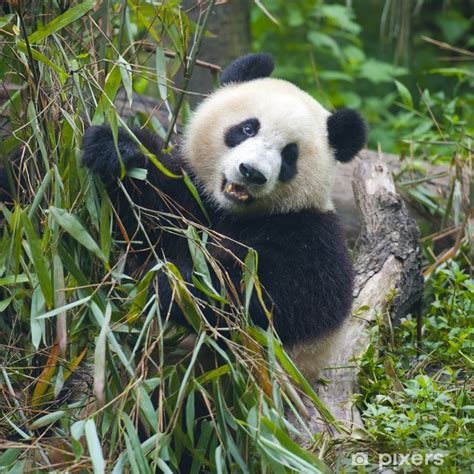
221, 178, 254, 204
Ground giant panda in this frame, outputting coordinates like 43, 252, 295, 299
82, 53, 367, 381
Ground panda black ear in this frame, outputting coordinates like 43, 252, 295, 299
327, 109, 367, 163
220, 53, 274, 86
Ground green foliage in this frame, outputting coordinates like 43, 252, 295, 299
252, 0, 473, 154
0, 1, 330, 472
356, 260, 473, 471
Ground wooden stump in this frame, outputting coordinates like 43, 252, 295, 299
314, 159, 424, 434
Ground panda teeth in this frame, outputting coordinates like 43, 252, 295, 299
224, 183, 234, 194
223, 181, 251, 202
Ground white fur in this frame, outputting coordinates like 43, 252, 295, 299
183, 78, 336, 214
287, 324, 348, 381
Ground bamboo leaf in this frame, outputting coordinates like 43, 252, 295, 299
21, 213, 53, 309
71, 419, 86, 440
94, 303, 111, 407
183, 171, 211, 223
30, 410, 66, 429
30, 285, 46, 349
53, 254, 67, 356
0, 274, 30, 286
92, 66, 122, 125
118, 55, 133, 106
155, 45, 168, 102
0, 448, 22, 469
49, 206, 108, 264
17, 41, 66, 75
37, 295, 92, 320
32, 344, 59, 406
85, 419, 106, 474
122, 413, 152, 474
0, 14, 14, 28
28, 1, 94, 44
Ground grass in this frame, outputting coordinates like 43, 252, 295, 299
353, 258, 473, 472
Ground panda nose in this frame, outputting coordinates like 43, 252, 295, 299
239, 163, 267, 185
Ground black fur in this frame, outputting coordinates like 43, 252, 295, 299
279, 143, 298, 182
82, 125, 204, 260
327, 108, 367, 163
82, 125, 149, 177
224, 118, 260, 148
220, 53, 274, 85
81, 126, 354, 348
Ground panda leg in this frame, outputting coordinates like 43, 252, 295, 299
287, 323, 348, 382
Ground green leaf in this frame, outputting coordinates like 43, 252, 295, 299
166, 263, 202, 330
186, 226, 223, 302
320, 4, 361, 34
122, 413, 152, 474
126, 167, 148, 180
85, 419, 106, 474
30, 410, 66, 429
90, 302, 135, 377
307, 31, 341, 56
429, 67, 474, 79
0, 274, 30, 286
21, 213, 53, 309
183, 171, 210, 223
0, 448, 22, 469
359, 59, 408, 84
243, 249, 258, 315
49, 206, 108, 264
261, 417, 329, 473
28, 1, 94, 44
118, 55, 133, 106
31, 285, 46, 349
395, 80, 413, 109
155, 45, 168, 102
94, 303, 111, 406
92, 66, 122, 125
0, 296, 14, 312
0, 14, 14, 28
17, 42, 66, 75
137, 385, 158, 432
71, 419, 86, 440
249, 328, 338, 428
36, 295, 92, 320
99, 195, 112, 262
27, 101, 48, 167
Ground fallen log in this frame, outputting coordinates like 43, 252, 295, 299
303, 159, 424, 436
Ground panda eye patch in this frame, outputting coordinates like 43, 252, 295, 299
224, 118, 260, 147
279, 142, 299, 182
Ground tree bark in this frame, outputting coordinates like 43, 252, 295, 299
305, 159, 424, 435
335, 150, 449, 245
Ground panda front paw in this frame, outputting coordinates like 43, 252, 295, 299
82, 125, 146, 177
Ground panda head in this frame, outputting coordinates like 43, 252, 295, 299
183, 54, 367, 214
